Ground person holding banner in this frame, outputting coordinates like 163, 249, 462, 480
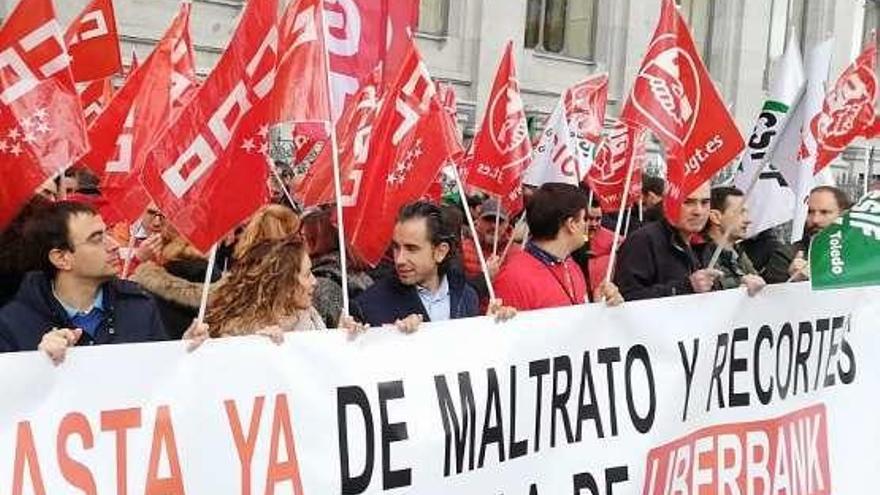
788, 186, 852, 282
0, 202, 206, 364
207, 238, 330, 338
614, 182, 723, 300
351, 202, 515, 330
495, 183, 624, 310
704, 187, 767, 295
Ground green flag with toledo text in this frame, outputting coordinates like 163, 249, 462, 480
811, 191, 880, 290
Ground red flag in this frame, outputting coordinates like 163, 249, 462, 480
275, 0, 332, 124
812, 40, 878, 172
437, 81, 459, 120
586, 121, 646, 212
291, 121, 329, 171
295, 72, 380, 207
620, 0, 743, 221
325, 0, 419, 117
78, 77, 114, 123
0, 0, 88, 229
139, 0, 279, 252
564, 73, 608, 144
344, 42, 463, 265
64, 0, 122, 82
81, 3, 196, 224
467, 41, 532, 198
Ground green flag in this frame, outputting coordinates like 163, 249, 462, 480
811, 191, 880, 290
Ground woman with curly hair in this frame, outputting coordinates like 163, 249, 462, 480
206, 238, 325, 337
233, 204, 300, 261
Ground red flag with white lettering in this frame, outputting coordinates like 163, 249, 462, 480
620, 0, 743, 221
467, 41, 532, 198
585, 120, 646, 212
0, 0, 89, 229
78, 77, 114, 123
812, 40, 878, 173
344, 42, 463, 265
80, 3, 196, 223
64, 0, 122, 82
325, 0, 419, 118
295, 74, 381, 208
139, 0, 279, 252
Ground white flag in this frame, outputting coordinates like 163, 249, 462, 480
771, 38, 834, 242
524, 74, 607, 186
735, 34, 805, 237
524, 99, 592, 185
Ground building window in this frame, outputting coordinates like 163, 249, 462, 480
524, 0, 598, 60
418, 0, 449, 36
676, 0, 715, 61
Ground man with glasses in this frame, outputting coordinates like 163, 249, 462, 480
113, 204, 167, 273
460, 198, 518, 310
0, 202, 203, 363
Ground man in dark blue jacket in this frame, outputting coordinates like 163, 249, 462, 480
0, 201, 176, 363
353, 202, 497, 329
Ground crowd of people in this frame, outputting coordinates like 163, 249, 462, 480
0, 165, 865, 365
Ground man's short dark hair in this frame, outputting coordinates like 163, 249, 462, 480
642, 175, 665, 196
397, 201, 459, 272
810, 185, 852, 211
526, 183, 588, 241
24, 201, 98, 277
710, 186, 744, 212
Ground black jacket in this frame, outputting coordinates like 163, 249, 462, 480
740, 229, 795, 284
351, 270, 479, 327
0, 272, 168, 353
614, 220, 708, 301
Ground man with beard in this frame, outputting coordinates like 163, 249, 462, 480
614, 182, 723, 300
788, 186, 852, 281
352, 202, 514, 330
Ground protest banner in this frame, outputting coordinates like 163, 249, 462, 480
0, 283, 877, 494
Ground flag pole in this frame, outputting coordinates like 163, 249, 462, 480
121, 234, 137, 279
270, 164, 300, 213
501, 215, 526, 260
196, 243, 218, 324
321, 2, 351, 317
864, 145, 873, 197
604, 157, 637, 285
706, 153, 777, 270
453, 167, 496, 301
622, 206, 633, 237
492, 195, 501, 257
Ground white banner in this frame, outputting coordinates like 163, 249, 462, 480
1, 283, 878, 494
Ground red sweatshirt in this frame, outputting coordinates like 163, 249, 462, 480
494, 245, 587, 311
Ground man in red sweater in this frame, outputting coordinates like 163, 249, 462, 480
495, 183, 624, 311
